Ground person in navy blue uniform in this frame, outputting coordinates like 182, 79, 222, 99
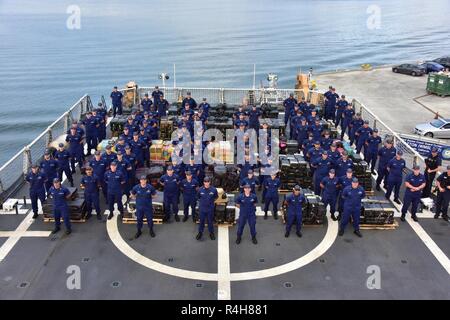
337, 168, 354, 220
248, 105, 261, 132
324, 87, 338, 122
124, 145, 137, 187
80, 167, 101, 220
115, 137, 127, 155
309, 117, 323, 141
40, 151, 58, 196
130, 132, 145, 168
340, 104, 355, 141
125, 116, 139, 134
355, 120, 373, 156
335, 95, 348, 128
89, 151, 108, 202
295, 117, 309, 150
55, 143, 74, 187
115, 152, 132, 198
320, 131, 333, 151
110, 86, 123, 117
160, 166, 180, 222
94, 104, 107, 142
365, 129, 382, 174
196, 177, 218, 240
385, 150, 406, 204
198, 98, 211, 118
434, 165, 450, 221
375, 140, 396, 191
400, 165, 425, 222
283, 93, 297, 125
83, 112, 99, 156
349, 113, 364, 146
65, 127, 84, 174
104, 162, 126, 220
140, 93, 153, 112
26, 164, 47, 219
335, 151, 353, 178
306, 141, 323, 165
131, 175, 157, 239
151, 86, 163, 105
181, 171, 199, 223
263, 172, 281, 220
284, 185, 306, 238
49, 178, 72, 235
236, 184, 258, 245
156, 93, 169, 118
339, 177, 365, 238
312, 150, 334, 195
298, 96, 309, 116
320, 169, 339, 221
241, 169, 259, 194
422, 147, 442, 198
182, 92, 197, 110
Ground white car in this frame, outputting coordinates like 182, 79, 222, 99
414, 118, 450, 139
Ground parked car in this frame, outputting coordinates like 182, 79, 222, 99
433, 57, 450, 69
392, 64, 426, 76
419, 62, 445, 73
414, 118, 450, 139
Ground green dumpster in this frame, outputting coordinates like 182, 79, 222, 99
427, 73, 450, 97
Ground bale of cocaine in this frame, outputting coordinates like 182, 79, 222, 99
279, 154, 312, 190
361, 197, 395, 225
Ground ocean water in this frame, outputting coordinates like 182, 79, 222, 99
0, 0, 449, 165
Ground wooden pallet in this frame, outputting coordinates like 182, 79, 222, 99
360, 220, 399, 230
43, 217, 86, 223
194, 221, 236, 227
122, 218, 164, 225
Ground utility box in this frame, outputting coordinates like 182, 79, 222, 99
427, 73, 450, 97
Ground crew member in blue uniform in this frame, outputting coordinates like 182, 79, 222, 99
375, 139, 396, 191
349, 113, 364, 146
198, 98, 211, 118
385, 150, 406, 204
120, 127, 133, 144
181, 171, 199, 222
335, 151, 353, 178
309, 117, 323, 141
422, 147, 442, 198
104, 162, 126, 220
312, 150, 334, 195
116, 152, 132, 198
400, 165, 425, 222
55, 143, 74, 187
295, 117, 309, 150
140, 93, 153, 112
320, 169, 339, 221
94, 103, 107, 142
283, 93, 297, 125
337, 168, 354, 220
40, 151, 58, 196
65, 127, 84, 174
241, 169, 259, 194
324, 87, 338, 122
110, 86, 123, 117
49, 178, 72, 235
263, 172, 281, 220
26, 164, 47, 219
365, 129, 382, 174
157, 93, 169, 117
182, 91, 197, 110
151, 86, 163, 105
90, 150, 108, 201
434, 165, 450, 222
130, 132, 145, 167
235, 184, 258, 245
320, 131, 333, 151
248, 104, 261, 132
160, 166, 180, 222
335, 95, 348, 128
339, 177, 365, 238
196, 177, 218, 240
83, 112, 99, 155
131, 175, 157, 239
284, 185, 306, 238
355, 120, 373, 156
340, 104, 355, 141
80, 166, 101, 220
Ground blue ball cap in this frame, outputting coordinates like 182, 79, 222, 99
322, 150, 328, 155
203, 177, 211, 182
185, 170, 192, 176
329, 169, 335, 174
53, 177, 60, 183
58, 143, 64, 147
105, 145, 112, 150
243, 184, 251, 189
294, 185, 301, 191
314, 140, 321, 145
167, 166, 173, 171
413, 165, 420, 170
94, 150, 101, 155
431, 147, 438, 153
352, 177, 359, 183
125, 144, 131, 149
397, 150, 403, 156
447, 165, 450, 170
364, 120, 369, 124
139, 175, 147, 180
247, 169, 253, 175
133, 132, 139, 136
373, 128, 379, 133
346, 168, 353, 173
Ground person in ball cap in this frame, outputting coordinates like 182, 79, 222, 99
340, 103, 355, 141
130, 174, 157, 239
89, 150, 108, 201
182, 91, 197, 111
335, 150, 353, 178
320, 168, 339, 221
355, 119, 373, 156
335, 94, 349, 128
235, 183, 258, 245
80, 166, 101, 220
65, 126, 84, 175
339, 177, 365, 238
156, 91, 169, 117
240, 169, 259, 194
248, 103, 262, 132
375, 138, 397, 191
385, 149, 406, 204
434, 165, 450, 222
55, 142, 74, 187
400, 164, 425, 222
365, 128, 382, 174
337, 168, 354, 220
350, 112, 364, 146
104, 161, 126, 220
198, 97, 211, 118
48, 177, 72, 235
306, 140, 323, 166
295, 116, 309, 149
141, 93, 153, 113
110, 86, 123, 117
40, 149, 58, 196
320, 130, 333, 151
130, 131, 145, 167
152, 86, 163, 104
160, 165, 181, 222
101, 144, 117, 168
422, 146, 442, 198
283, 92, 297, 125
263, 170, 281, 220
196, 176, 218, 241
180, 170, 199, 223
310, 117, 323, 141
115, 151, 132, 198
25, 164, 47, 219
311, 150, 334, 196
284, 185, 306, 238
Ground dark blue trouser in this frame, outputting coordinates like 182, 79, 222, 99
86, 135, 98, 154
401, 193, 420, 217
386, 177, 402, 200
340, 121, 351, 140
376, 166, 388, 187
54, 205, 71, 230
435, 191, 449, 217
30, 189, 46, 214
183, 197, 196, 218
340, 207, 360, 231
164, 194, 179, 218
58, 166, 73, 183
107, 192, 124, 214
286, 211, 302, 233
335, 111, 343, 127
314, 174, 326, 195
356, 140, 365, 155
113, 105, 122, 117
237, 212, 256, 237
45, 177, 56, 196
338, 192, 345, 214
198, 209, 214, 234
69, 151, 83, 172
136, 207, 153, 230
85, 192, 100, 215
366, 150, 377, 171
264, 194, 279, 215
322, 195, 337, 215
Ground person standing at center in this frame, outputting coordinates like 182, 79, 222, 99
236, 184, 258, 245
196, 177, 218, 241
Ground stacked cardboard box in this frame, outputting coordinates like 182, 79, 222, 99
149, 140, 174, 163
160, 117, 174, 140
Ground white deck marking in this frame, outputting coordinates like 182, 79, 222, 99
0, 212, 51, 263
217, 225, 231, 300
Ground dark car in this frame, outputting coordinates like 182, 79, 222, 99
433, 57, 450, 69
419, 62, 445, 73
392, 64, 426, 76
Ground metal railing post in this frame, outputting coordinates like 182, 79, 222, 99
46, 128, 53, 146
23, 147, 32, 174
63, 113, 70, 132
373, 119, 377, 129
220, 88, 225, 104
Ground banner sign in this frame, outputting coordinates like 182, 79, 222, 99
401, 135, 450, 160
